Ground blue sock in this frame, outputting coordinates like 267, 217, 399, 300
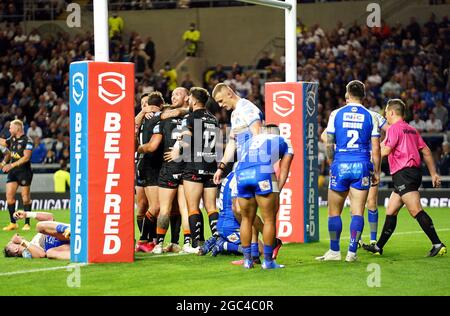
368, 209, 378, 241
263, 245, 273, 262
56, 224, 69, 234
328, 216, 342, 252
224, 242, 240, 253
243, 246, 252, 261
349, 215, 364, 253
251, 242, 259, 258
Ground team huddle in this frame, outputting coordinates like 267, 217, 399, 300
133, 83, 291, 269
3, 81, 446, 266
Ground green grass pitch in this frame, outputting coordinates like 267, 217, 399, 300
0, 207, 449, 296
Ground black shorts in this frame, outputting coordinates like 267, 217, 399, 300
136, 167, 160, 187
182, 171, 217, 188
7, 168, 33, 186
158, 166, 183, 189
392, 167, 422, 196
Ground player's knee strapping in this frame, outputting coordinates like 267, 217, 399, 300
368, 209, 378, 241
328, 216, 342, 252
349, 215, 364, 253
56, 224, 69, 234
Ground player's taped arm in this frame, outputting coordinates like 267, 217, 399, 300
14, 211, 54, 221
138, 133, 163, 153
326, 134, 336, 163
278, 153, 294, 190
32, 212, 54, 222
0, 138, 6, 147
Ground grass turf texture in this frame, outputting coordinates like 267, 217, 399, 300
0, 207, 449, 296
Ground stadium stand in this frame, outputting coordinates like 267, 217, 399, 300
0, 2, 449, 185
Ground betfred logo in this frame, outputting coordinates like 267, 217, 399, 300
273, 91, 295, 117
306, 89, 316, 117
98, 72, 126, 105
72, 72, 84, 105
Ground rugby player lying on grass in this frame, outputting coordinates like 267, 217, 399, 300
3, 210, 70, 259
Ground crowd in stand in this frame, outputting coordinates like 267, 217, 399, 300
0, 7, 449, 177
203, 14, 450, 179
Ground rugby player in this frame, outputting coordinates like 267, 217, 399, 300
235, 124, 294, 269
212, 83, 265, 261
3, 210, 70, 260
164, 87, 219, 251
1, 120, 34, 231
134, 92, 165, 253
316, 80, 381, 262
138, 87, 195, 254
320, 106, 388, 246
134, 93, 151, 239
363, 99, 447, 257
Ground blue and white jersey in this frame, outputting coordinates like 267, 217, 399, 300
236, 134, 294, 174
44, 235, 69, 252
372, 110, 387, 130
31, 232, 69, 252
327, 103, 380, 163
217, 172, 240, 234
230, 98, 263, 159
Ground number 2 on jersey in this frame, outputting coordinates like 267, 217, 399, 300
347, 130, 359, 148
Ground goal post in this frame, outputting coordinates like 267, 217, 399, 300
69, 0, 135, 263
240, 0, 319, 243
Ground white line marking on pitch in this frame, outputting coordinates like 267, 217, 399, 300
0, 263, 88, 277
341, 228, 450, 240
0, 252, 192, 277
2, 228, 450, 277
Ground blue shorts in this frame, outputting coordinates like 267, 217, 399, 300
329, 161, 373, 192
219, 227, 241, 245
236, 167, 279, 198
